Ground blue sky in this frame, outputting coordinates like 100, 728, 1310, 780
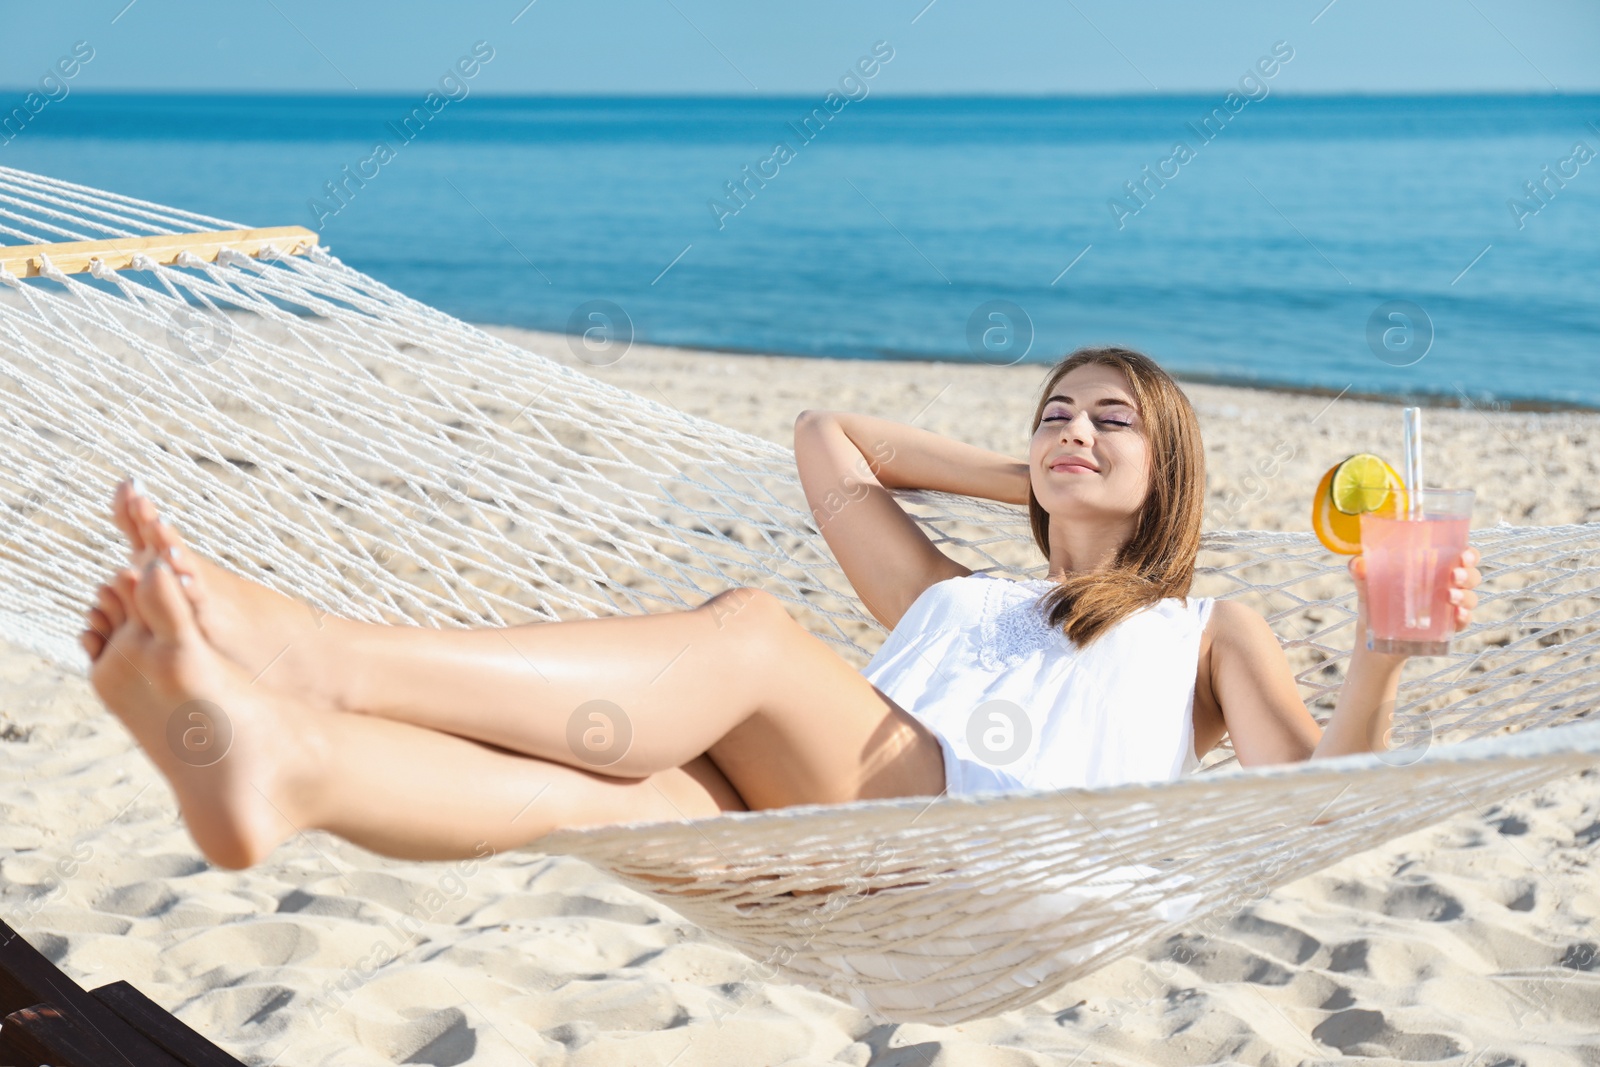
2, 0, 1595, 96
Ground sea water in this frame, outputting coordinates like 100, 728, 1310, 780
2, 93, 1596, 406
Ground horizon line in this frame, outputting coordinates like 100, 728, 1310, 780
1, 87, 1593, 100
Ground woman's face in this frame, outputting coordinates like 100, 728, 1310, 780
1028, 363, 1151, 523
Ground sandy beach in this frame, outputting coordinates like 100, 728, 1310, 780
3, 326, 1600, 1066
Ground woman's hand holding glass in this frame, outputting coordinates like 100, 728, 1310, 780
1347, 545, 1482, 657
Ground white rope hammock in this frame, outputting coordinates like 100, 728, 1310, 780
1, 164, 1597, 1025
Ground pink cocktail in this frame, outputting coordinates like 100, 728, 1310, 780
1359, 488, 1474, 656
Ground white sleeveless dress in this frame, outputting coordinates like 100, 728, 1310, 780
823, 573, 1215, 1020
860, 572, 1214, 796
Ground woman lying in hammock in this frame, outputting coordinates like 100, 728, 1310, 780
81, 346, 1482, 871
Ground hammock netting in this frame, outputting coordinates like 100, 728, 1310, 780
1, 164, 1597, 1024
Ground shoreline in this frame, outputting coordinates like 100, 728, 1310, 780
1167, 371, 1600, 415
508, 327, 1600, 415
481, 323, 1600, 533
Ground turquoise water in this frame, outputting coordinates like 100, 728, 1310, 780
3, 92, 1597, 405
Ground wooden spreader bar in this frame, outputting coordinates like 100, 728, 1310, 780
0, 225, 318, 278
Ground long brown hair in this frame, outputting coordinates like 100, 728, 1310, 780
1028, 346, 1205, 648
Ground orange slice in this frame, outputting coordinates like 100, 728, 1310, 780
1312, 454, 1407, 554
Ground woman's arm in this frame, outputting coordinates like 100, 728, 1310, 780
1208, 546, 1483, 765
792, 410, 1028, 629
1307, 649, 1405, 759
1308, 546, 1482, 759
807, 410, 1032, 506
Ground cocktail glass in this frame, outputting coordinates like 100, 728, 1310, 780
1358, 488, 1475, 656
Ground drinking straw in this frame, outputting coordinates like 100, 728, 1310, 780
1402, 406, 1423, 519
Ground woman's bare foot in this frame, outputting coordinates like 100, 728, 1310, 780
110, 478, 357, 711
80, 567, 140, 664
87, 555, 330, 870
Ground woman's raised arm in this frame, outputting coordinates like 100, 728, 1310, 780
793, 409, 1029, 629
803, 410, 1032, 506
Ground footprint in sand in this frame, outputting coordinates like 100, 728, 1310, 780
275, 887, 367, 920
1318, 984, 1357, 1010
1491, 813, 1529, 836
186, 982, 298, 1036
94, 880, 180, 918
1311, 1008, 1463, 1060
1323, 876, 1467, 922
1153, 933, 1294, 986
165, 920, 322, 971
1228, 912, 1322, 965
1558, 941, 1598, 971
1381, 882, 1465, 922
390, 1008, 475, 1067
1328, 939, 1369, 973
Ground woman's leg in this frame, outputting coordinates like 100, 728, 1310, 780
110, 481, 946, 810
84, 558, 747, 869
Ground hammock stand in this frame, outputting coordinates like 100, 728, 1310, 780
0, 165, 1596, 1024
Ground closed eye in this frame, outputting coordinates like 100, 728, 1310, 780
1042, 414, 1132, 428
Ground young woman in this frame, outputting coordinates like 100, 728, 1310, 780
81, 346, 1481, 871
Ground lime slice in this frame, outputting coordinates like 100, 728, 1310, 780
1329, 453, 1398, 516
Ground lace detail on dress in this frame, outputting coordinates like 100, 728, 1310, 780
977, 577, 1064, 670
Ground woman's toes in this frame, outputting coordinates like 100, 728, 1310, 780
95, 583, 128, 631
111, 569, 142, 626
114, 479, 153, 558
134, 499, 166, 552
80, 629, 107, 661
111, 567, 139, 591
86, 574, 312, 870
86, 607, 112, 641
134, 557, 198, 642
149, 523, 197, 588
133, 495, 158, 539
